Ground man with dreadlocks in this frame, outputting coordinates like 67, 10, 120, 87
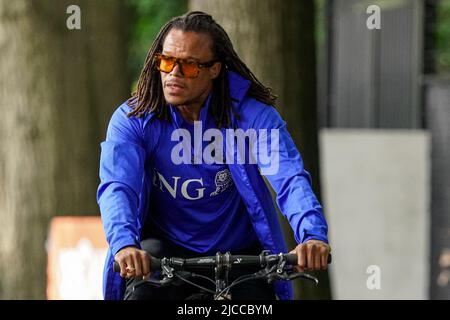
97, 11, 330, 300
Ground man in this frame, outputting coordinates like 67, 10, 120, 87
97, 11, 330, 300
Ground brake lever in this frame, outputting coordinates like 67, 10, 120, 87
143, 277, 169, 287
262, 268, 319, 286
131, 274, 170, 290
285, 272, 319, 285
140, 258, 177, 287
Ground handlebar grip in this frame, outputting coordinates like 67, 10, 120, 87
113, 261, 120, 273
150, 256, 162, 270
113, 256, 162, 273
284, 253, 332, 265
285, 254, 298, 266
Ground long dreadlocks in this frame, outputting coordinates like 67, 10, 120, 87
127, 11, 277, 129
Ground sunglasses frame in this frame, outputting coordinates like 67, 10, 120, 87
154, 53, 219, 78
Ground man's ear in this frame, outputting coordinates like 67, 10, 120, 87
210, 62, 222, 79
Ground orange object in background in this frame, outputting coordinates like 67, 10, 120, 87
46, 216, 108, 300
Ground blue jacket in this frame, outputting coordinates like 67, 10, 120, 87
97, 70, 329, 300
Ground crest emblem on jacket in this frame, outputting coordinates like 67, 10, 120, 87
210, 169, 233, 196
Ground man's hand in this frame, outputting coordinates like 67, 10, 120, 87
290, 240, 331, 272
114, 246, 151, 280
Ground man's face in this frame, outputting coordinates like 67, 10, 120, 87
160, 29, 221, 107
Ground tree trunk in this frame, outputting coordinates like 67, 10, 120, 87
0, 0, 129, 299
189, 0, 331, 299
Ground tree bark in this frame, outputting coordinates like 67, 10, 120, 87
0, 0, 129, 299
189, 0, 331, 299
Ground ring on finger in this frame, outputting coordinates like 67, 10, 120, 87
126, 266, 136, 273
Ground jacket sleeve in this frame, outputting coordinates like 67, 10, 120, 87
96, 104, 147, 256
252, 106, 329, 244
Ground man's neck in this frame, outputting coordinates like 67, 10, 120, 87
176, 86, 212, 124
176, 105, 201, 124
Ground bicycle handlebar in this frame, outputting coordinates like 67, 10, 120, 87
113, 252, 331, 273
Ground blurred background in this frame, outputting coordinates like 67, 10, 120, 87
0, 0, 449, 300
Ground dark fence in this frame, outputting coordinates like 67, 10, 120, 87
426, 77, 450, 299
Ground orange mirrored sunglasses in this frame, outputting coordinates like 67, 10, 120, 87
154, 53, 218, 78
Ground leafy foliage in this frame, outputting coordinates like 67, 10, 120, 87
436, 0, 450, 73
127, 0, 187, 90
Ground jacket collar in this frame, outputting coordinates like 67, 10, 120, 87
227, 70, 251, 106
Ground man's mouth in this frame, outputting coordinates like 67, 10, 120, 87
165, 82, 185, 89
165, 82, 186, 96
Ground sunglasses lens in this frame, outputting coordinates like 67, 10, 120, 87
155, 55, 201, 78
181, 61, 199, 78
158, 56, 175, 73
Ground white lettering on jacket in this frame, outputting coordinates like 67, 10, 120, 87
153, 170, 207, 200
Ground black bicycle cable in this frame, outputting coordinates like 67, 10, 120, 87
174, 273, 216, 295
215, 264, 278, 300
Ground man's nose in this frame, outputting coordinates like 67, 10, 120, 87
170, 61, 183, 78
